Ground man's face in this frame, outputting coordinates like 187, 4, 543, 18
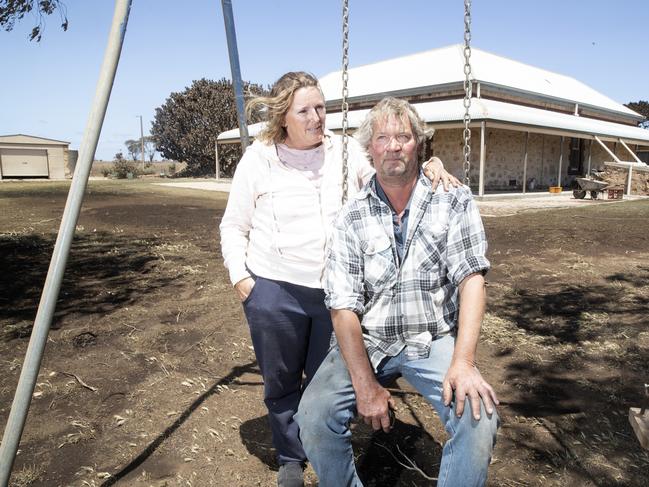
367, 114, 419, 183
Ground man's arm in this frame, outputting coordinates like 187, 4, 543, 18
442, 272, 499, 420
331, 309, 395, 433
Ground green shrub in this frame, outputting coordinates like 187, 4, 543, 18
113, 153, 138, 179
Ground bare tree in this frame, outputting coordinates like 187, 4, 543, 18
0, 0, 68, 41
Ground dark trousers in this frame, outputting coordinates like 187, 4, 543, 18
242, 275, 333, 465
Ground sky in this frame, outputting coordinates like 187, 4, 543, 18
1, 0, 648, 161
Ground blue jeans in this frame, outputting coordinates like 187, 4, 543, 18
242, 275, 333, 465
295, 334, 499, 486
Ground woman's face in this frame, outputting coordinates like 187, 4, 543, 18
283, 86, 326, 149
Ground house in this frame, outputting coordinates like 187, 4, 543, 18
0, 134, 77, 180
217, 45, 649, 195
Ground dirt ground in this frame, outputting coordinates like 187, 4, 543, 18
1, 180, 648, 487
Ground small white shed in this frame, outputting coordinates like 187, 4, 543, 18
0, 134, 77, 179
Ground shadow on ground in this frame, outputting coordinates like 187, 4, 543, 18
0, 232, 177, 341
485, 267, 649, 487
240, 414, 443, 486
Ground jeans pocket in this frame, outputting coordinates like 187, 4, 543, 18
242, 277, 260, 306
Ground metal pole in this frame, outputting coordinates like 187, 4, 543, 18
215, 140, 220, 180
594, 136, 621, 163
221, 0, 249, 152
522, 132, 529, 193
557, 136, 564, 187
619, 139, 643, 164
138, 115, 145, 171
627, 163, 633, 196
540, 135, 545, 187
478, 121, 486, 197
0, 1, 132, 483
587, 139, 592, 174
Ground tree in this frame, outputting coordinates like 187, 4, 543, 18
151, 78, 266, 176
143, 135, 157, 162
625, 100, 649, 129
125, 136, 157, 162
124, 139, 141, 161
0, 0, 68, 41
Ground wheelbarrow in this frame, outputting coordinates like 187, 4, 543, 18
573, 177, 609, 200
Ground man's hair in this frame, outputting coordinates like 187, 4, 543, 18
246, 71, 323, 144
354, 97, 433, 152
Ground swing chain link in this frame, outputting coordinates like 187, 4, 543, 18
341, 0, 350, 204
462, 0, 472, 187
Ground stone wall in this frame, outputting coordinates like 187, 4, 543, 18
601, 164, 649, 195
429, 126, 649, 193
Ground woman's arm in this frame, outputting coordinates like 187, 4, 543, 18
219, 154, 258, 290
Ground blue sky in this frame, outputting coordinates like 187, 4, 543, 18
1, 0, 648, 161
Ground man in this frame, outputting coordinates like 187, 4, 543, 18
296, 97, 499, 487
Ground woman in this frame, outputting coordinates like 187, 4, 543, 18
220, 71, 457, 487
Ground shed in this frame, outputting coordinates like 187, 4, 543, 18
218, 45, 649, 195
0, 134, 77, 180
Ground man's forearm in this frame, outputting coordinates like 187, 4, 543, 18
332, 309, 395, 431
331, 309, 377, 391
453, 273, 486, 365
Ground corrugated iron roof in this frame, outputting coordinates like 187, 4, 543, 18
318, 45, 640, 120
217, 98, 649, 145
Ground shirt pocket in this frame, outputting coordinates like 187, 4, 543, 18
363, 235, 395, 290
414, 231, 447, 293
416, 223, 448, 272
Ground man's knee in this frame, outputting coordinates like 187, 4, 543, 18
296, 388, 320, 430
297, 385, 353, 445
456, 400, 499, 453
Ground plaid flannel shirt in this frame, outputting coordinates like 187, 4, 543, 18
324, 173, 490, 370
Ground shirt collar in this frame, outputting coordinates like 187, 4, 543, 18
358, 170, 431, 205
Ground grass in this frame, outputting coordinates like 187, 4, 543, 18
10, 464, 45, 487
89, 160, 187, 178
0, 178, 230, 203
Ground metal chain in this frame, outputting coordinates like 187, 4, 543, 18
462, 0, 473, 187
341, 0, 350, 204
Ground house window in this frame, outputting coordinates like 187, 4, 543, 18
567, 138, 584, 175
638, 150, 649, 164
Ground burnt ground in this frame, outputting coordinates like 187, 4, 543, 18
0, 180, 648, 487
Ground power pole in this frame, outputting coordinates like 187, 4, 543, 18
138, 115, 145, 172
221, 0, 249, 151
0, 1, 133, 482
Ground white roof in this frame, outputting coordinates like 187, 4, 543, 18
217, 98, 649, 145
0, 134, 70, 145
318, 45, 640, 119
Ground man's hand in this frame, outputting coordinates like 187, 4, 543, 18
422, 156, 462, 191
234, 276, 255, 302
442, 358, 499, 420
355, 380, 396, 433
330, 309, 396, 433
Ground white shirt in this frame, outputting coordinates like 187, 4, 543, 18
220, 131, 375, 288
